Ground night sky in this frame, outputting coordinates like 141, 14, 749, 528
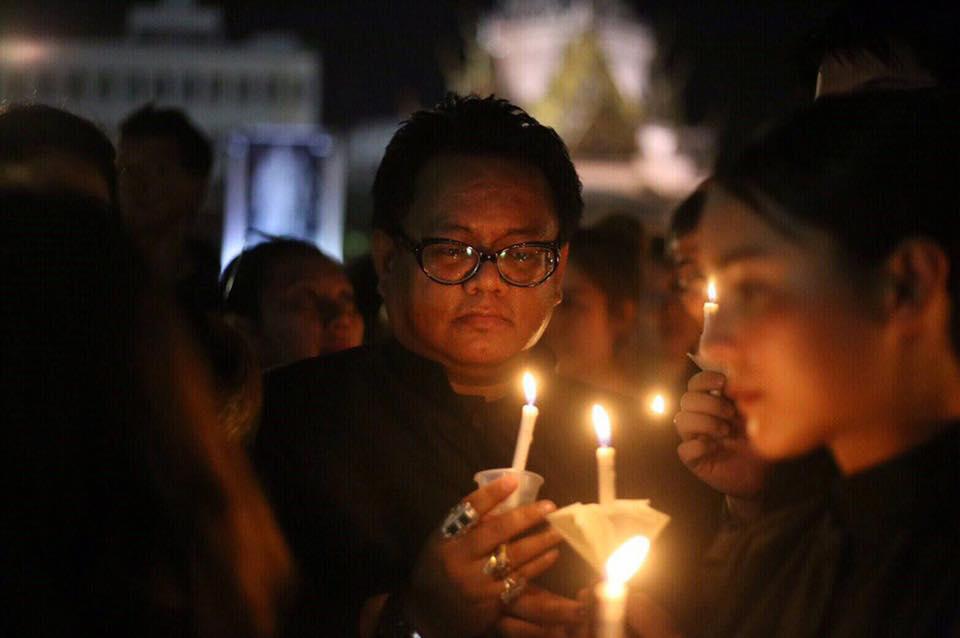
0, 0, 840, 144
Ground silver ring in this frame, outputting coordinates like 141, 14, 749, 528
482, 544, 512, 579
441, 501, 479, 538
500, 575, 527, 605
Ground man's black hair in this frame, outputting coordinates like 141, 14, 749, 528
372, 93, 583, 243
0, 104, 117, 202
120, 103, 213, 179
220, 238, 337, 324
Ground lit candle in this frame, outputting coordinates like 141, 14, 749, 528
596, 535, 651, 638
592, 404, 616, 506
698, 277, 718, 354
511, 372, 539, 471
649, 393, 667, 417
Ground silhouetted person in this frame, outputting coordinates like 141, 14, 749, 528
1, 189, 291, 637
117, 103, 219, 312
0, 103, 116, 204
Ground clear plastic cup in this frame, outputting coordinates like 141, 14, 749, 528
474, 468, 545, 514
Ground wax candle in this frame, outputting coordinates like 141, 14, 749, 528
511, 372, 539, 471
698, 277, 718, 353
596, 535, 651, 638
592, 404, 616, 506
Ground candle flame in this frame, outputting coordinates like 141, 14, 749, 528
592, 404, 611, 447
605, 535, 651, 586
706, 278, 718, 303
522, 372, 537, 406
650, 394, 667, 415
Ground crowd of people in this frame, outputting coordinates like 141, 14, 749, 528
4, 3, 959, 637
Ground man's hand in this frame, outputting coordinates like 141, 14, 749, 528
674, 371, 769, 499
405, 476, 564, 637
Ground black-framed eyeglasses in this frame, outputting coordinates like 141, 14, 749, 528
394, 230, 561, 287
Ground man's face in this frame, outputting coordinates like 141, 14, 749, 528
376, 154, 567, 375
117, 135, 206, 232
669, 229, 708, 327
257, 256, 364, 369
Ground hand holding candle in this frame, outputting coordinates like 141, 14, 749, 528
511, 372, 539, 471
593, 404, 616, 506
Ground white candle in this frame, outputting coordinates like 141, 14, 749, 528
596, 536, 651, 638
511, 372, 539, 471
592, 404, 616, 506
698, 277, 719, 354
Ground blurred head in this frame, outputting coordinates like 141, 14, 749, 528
222, 238, 363, 369
1, 190, 290, 637
0, 104, 116, 204
808, 1, 958, 97
118, 104, 212, 233
701, 90, 960, 466
543, 217, 641, 384
370, 94, 582, 382
668, 186, 709, 326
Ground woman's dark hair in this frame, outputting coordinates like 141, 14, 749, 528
569, 214, 645, 314
372, 93, 583, 243
220, 238, 338, 324
714, 88, 960, 354
1, 190, 290, 637
668, 185, 708, 240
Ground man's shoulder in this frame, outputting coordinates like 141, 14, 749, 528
545, 374, 636, 417
261, 344, 390, 421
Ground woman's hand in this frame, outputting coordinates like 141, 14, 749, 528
675, 370, 769, 499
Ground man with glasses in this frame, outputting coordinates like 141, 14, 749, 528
254, 95, 717, 638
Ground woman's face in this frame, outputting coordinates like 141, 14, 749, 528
698, 188, 890, 460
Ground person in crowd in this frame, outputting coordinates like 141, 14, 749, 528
117, 103, 219, 311
1, 189, 291, 637
253, 94, 719, 637
221, 238, 364, 370
542, 216, 645, 395
635, 89, 960, 636
0, 103, 116, 204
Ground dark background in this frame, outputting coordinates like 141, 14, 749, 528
0, 0, 840, 145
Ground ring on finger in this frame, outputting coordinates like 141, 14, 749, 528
482, 543, 512, 579
500, 574, 527, 605
441, 501, 479, 539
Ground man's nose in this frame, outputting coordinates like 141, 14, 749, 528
464, 257, 507, 294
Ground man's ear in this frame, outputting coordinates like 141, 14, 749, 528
882, 238, 950, 331
551, 243, 570, 306
371, 230, 398, 298
371, 230, 397, 278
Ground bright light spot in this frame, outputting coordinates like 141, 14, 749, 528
592, 404, 611, 447
522, 371, 537, 406
605, 535, 650, 586
1, 41, 49, 65
707, 278, 718, 303
650, 394, 667, 416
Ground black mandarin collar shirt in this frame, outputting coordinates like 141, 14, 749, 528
254, 340, 719, 637
710, 424, 960, 638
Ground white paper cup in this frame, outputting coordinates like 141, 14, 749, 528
474, 468, 545, 514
